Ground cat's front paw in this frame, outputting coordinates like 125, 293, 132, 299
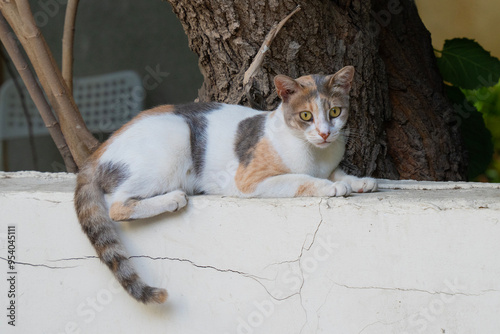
350, 177, 377, 193
320, 181, 352, 197
164, 190, 188, 212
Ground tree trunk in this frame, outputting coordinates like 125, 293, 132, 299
167, 0, 466, 181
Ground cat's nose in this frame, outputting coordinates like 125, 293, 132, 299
318, 131, 330, 141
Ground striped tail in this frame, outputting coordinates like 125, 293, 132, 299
74, 166, 167, 304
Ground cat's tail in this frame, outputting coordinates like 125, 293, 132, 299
74, 165, 167, 304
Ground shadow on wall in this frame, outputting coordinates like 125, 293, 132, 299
0, 0, 203, 172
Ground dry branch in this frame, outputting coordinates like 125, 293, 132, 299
0, 12, 78, 172
243, 5, 301, 107
62, 0, 79, 94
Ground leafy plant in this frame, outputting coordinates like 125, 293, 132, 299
435, 38, 500, 181
436, 38, 500, 89
463, 81, 500, 182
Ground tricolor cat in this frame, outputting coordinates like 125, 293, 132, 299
74, 65, 377, 304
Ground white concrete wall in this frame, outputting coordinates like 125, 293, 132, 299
0, 172, 499, 334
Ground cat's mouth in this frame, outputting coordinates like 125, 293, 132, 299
310, 133, 338, 148
311, 139, 332, 148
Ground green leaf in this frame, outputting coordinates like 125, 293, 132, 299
445, 85, 494, 179
463, 79, 500, 117
436, 38, 500, 90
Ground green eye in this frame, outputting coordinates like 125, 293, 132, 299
329, 107, 341, 118
300, 111, 313, 121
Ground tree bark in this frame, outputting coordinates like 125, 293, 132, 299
167, 0, 466, 181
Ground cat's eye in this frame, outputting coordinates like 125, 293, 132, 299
329, 107, 341, 118
300, 111, 313, 121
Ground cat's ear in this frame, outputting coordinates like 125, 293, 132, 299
274, 75, 301, 102
326, 65, 355, 94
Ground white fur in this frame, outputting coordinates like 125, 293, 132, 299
129, 190, 188, 219
100, 113, 196, 206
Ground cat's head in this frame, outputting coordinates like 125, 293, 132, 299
274, 66, 354, 148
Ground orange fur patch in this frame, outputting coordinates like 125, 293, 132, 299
235, 138, 290, 194
139, 104, 175, 117
109, 201, 137, 221
91, 142, 109, 163
295, 182, 318, 197
285, 97, 320, 131
290, 88, 317, 109
295, 75, 316, 87
152, 289, 168, 304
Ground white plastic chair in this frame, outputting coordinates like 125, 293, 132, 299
0, 70, 144, 169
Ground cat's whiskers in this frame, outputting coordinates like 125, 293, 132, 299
342, 128, 363, 151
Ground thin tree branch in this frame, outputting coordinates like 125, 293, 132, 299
62, 0, 79, 94
243, 5, 301, 108
0, 12, 78, 172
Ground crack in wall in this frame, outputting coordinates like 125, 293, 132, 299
358, 320, 384, 334
304, 198, 325, 251
0, 256, 76, 269
265, 198, 325, 268
296, 199, 327, 334
129, 254, 267, 280
316, 282, 336, 315
3, 252, 296, 303
49, 256, 98, 262
331, 281, 499, 297
26, 197, 63, 204
357, 318, 405, 334
46, 254, 269, 282
255, 198, 327, 304
127, 254, 299, 302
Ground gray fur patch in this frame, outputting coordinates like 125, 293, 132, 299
313, 74, 330, 96
96, 162, 130, 194
234, 113, 267, 167
173, 102, 222, 175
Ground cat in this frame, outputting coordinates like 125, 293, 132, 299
74, 65, 377, 304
